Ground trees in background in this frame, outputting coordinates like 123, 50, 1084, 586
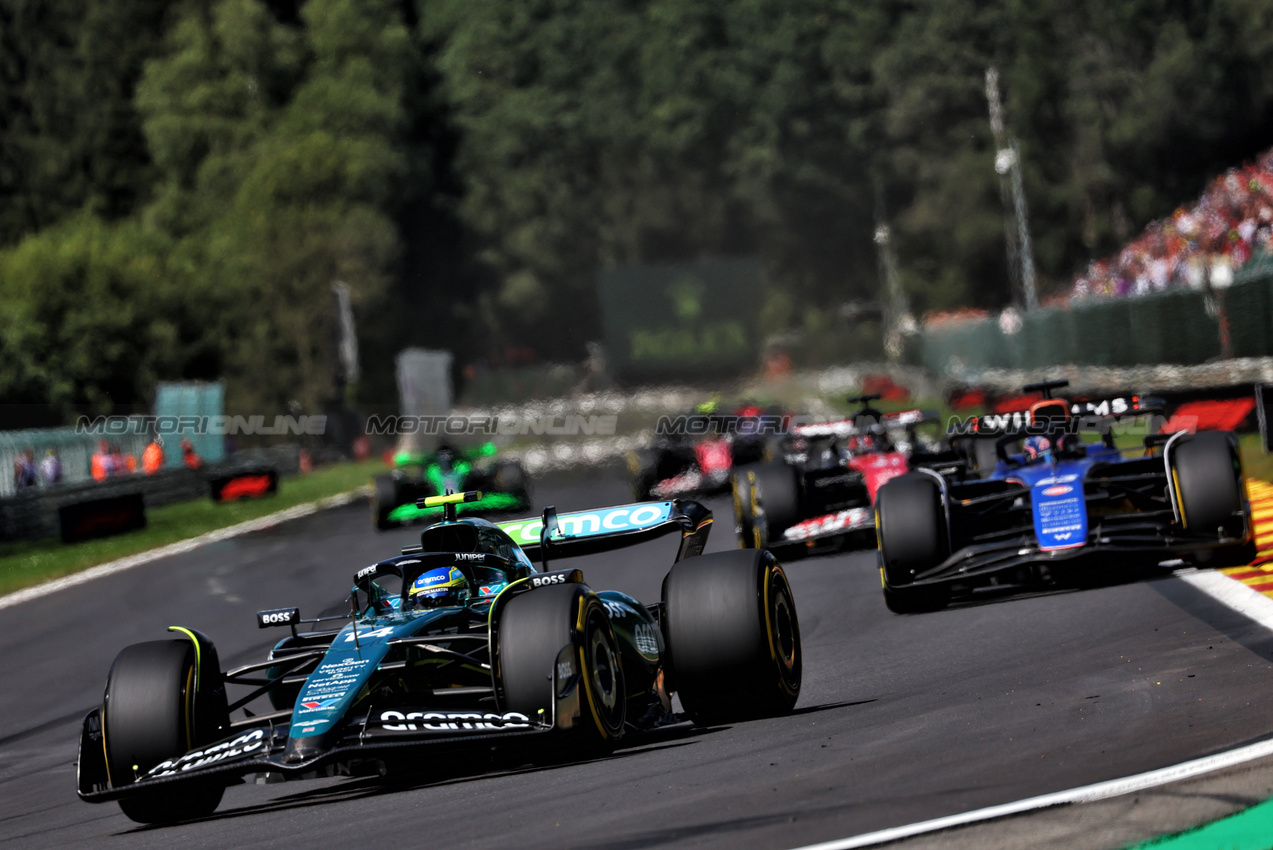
3, 0, 1273, 413
2, 0, 423, 413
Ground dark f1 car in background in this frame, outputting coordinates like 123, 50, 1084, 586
627, 402, 777, 500
78, 492, 801, 824
371, 442, 531, 530
876, 380, 1256, 613
734, 395, 960, 559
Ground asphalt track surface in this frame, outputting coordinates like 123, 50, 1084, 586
4, 466, 1273, 849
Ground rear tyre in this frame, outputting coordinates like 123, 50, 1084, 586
662, 549, 801, 725
732, 473, 755, 549
371, 474, 399, 531
499, 584, 625, 755
492, 461, 531, 507
103, 641, 225, 824
1173, 431, 1246, 540
876, 474, 949, 614
627, 449, 660, 501
748, 462, 800, 548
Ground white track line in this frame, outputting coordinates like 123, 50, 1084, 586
791, 568, 1273, 850
791, 735, 1273, 850
0, 487, 369, 613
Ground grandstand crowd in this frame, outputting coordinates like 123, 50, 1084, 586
1070, 147, 1273, 300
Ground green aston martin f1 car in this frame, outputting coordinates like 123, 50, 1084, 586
76, 492, 802, 824
371, 442, 531, 530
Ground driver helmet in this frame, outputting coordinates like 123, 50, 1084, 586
408, 566, 469, 608
436, 445, 456, 473
1022, 435, 1052, 462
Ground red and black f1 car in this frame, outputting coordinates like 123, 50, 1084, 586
734, 395, 960, 558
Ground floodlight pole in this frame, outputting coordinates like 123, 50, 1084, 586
986, 68, 1039, 311
873, 174, 911, 360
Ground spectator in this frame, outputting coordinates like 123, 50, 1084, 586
14, 448, 37, 490
91, 439, 113, 481
39, 448, 62, 485
142, 437, 165, 474
1070, 147, 1273, 302
181, 438, 202, 470
109, 443, 130, 476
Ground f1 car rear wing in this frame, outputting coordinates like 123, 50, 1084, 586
495, 499, 713, 565
948, 394, 1166, 437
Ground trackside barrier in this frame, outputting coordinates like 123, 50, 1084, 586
912, 265, 1273, 376
0, 446, 299, 543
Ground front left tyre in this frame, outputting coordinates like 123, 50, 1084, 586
1172, 430, 1255, 568
102, 640, 226, 824
876, 473, 950, 614
627, 449, 660, 501
745, 463, 800, 548
498, 584, 626, 755
492, 460, 532, 508
1172, 431, 1246, 540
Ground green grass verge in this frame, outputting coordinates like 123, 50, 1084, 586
1240, 433, 1273, 484
1129, 794, 1273, 849
0, 458, 384, 597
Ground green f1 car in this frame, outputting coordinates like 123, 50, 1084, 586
371, 442, 531, 530
76, 492, 802, 824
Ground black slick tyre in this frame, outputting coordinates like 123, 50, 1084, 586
492, 461, 531, 508
662, 549, 801, 725
103, 640, 224, 824
372, 474, 398, 530
1173, 431, 1245, 540
876, 473, 950, 614
498, 584, 625, 754
748, 462, 800, 548
627, 449, 660, 500
733, 472, 756, 549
